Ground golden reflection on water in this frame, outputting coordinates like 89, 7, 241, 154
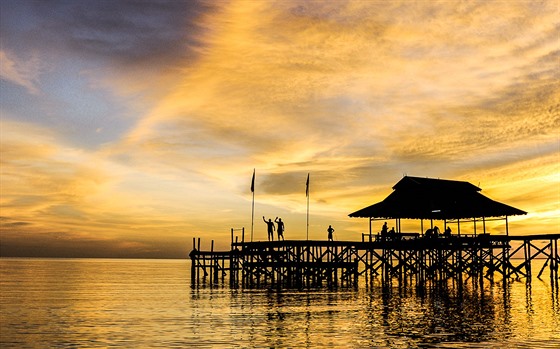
1, 258, 559, 348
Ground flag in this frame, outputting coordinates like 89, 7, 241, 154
305, 173, 309, 197
251, 169, 255, 193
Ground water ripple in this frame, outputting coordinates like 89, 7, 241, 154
1, 258, 559, 348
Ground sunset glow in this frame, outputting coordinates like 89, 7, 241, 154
1, 0, 558, 258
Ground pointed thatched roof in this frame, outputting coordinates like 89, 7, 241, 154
349, 176, 526, 220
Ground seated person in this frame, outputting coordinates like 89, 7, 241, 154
425, 228, 433, 238
388, 227, 396, 240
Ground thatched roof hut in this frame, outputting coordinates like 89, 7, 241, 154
349, 176, 526, 235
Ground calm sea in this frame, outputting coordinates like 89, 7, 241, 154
1, 258, 559, 348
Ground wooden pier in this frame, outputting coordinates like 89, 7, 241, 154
189, 176, 559, 288
189, 233, 559, 288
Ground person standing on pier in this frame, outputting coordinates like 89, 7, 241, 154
380, 222, 388, 240
275, 217, 285, 241
381, 222, 388, 234
327, 225, 335, 241
263, 216, 275, 241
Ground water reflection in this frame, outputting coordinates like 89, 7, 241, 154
2, 259, 559, 348
198, 275, 560, 348
370, 280, 500, 345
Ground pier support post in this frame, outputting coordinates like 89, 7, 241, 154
190, 254, 197, 285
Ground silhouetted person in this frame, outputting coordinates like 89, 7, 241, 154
263, 216, 275, 241
381, 222, 388, 235
444, 226, 452, 238
327, 225, 335, 241
426, 226, 441, 238
389, 227, 396, 240
425, 228, 433, 238
275, 217, 285, 240
380, 222, 389, 240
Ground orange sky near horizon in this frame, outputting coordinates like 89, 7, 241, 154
1, 0, 558, 258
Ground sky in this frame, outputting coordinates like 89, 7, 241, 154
1, 0, 558, 258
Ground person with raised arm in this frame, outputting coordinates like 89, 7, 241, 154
263, 216, 275, 241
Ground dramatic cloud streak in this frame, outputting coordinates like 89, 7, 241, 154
1, 0, 558, 257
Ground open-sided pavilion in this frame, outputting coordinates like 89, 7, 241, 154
349, 176, 526, 238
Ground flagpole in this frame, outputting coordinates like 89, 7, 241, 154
251, 190, 255, 242
306, 192, 309, 240
306, 173, 309, 240
251, 169, 255, 242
